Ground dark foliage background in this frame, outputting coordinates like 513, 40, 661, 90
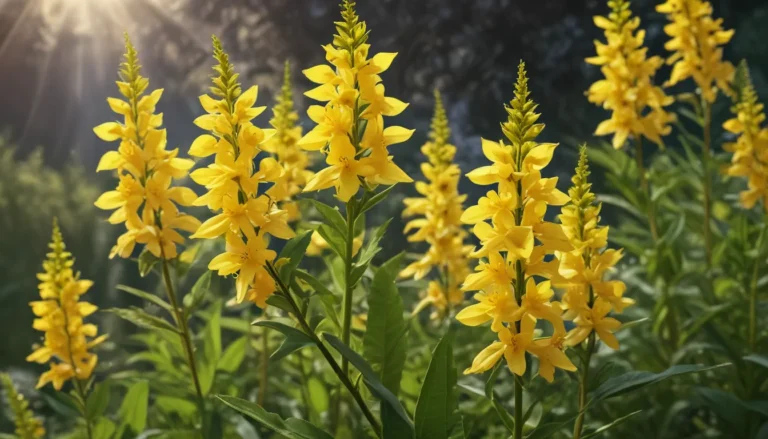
0, 0, 767, 433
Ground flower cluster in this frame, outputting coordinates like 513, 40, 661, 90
262, 61, 313, 222
94, 35, 200, 259
401, 90, 472, 319
587, 0, 675, 149
190, 37, 294, 307
456, 62, 576, 382
27, 220, 107, 390
0, 373, 45, 439
555, 146, 631, 349
723, 62, 768, 212
298, 0, 413, 201
657, 0, 735, 103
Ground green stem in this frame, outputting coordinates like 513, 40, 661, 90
160, 256, 207, 435
341, 202, 356, 376
258, 325, 269, 406
662, 283, 679, 353
702, 102, 713, 268
265, 262, 382, 437
514, 260, 525, 439
635, 137, 658, 241
73, 379, 92, 439
748, 220, 766, 356
514, 376, 523, 439
58, 277, 92, 438
573, 333, 596, 439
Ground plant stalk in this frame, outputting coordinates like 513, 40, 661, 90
266, 262, 382, 437
514, 376, 523, 439
61, 307, 92, 439
573, 333, 596, 439
635, 137, 658, 241
341, 202, 356, 376
702, 102, 713, 267
258, 324, 269, 406
159, 255, 207, 434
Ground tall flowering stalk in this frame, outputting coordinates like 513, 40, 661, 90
556, 147, 631, 439
1, 373, 45, 439
657, 0, 735, 265
263, 61, 314, 222
401, 90, 471, 320
26, 220, 106, 438
587, 0, 675, 240
456, 61, 576, 439
190, 36, 294, 308
298, 0, 413, 375
722, 61, 768, 354
93, 35, 205, 422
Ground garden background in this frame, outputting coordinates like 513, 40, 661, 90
1, 0, 767, 437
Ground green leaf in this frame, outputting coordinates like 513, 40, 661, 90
307, 199, 347, 235
525, 418, 574, 439
357, 218, 392, 268
200, 302, 222, 395
138, 248, 159, 277
117, 285, 172, 313
414, 333, 459, 439
307, 377, 329, 414
41, 390, 80, 418
363, 253, 407, 395
252, 321, 314, 363
278, 231, 313, 283
596, 194, 643, 220
619, 317, 650, 330
590, 363, 730, 402
358, 185, 395, 216
92, 417, 116, 439
106, 307, 180, 334
156, 396, 198, 422
218, 336, 248, 373
295, 269, 341, 331
581, 410, 642, 439
86, 381, 111, 420
265, 294, 295, 314
184, 271, 211, 313
383, 403, 415, 439
744, 354, 768, 370
680, 302, 734, 344
324, 333, 414, 433
118, 380, 149, 433
216, 395, 334, 439
315, 224, 347, 259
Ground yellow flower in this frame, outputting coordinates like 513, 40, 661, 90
454, 289, 519, 332
189, 36, 294, 308
208, 232, 277, 303
458, 62, 573, 382
657, 0, 735, 103
299, 0, 412, 201
94, 35, 200, 259
401, 90, 471, 318
555, 146, 630, 349
527, 332, 577, 383
0, 373, 45, 439
464, 316, 536, 376
263, 61, 314, 222
723, 61, 768, 212
565, 299, 622, 349
26, 220, 107, 391
587, 0, 675, 149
